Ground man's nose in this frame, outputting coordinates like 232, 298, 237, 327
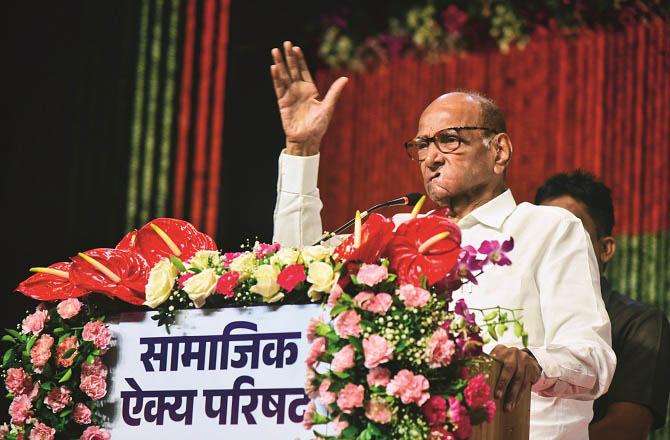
424, 142, 444, 169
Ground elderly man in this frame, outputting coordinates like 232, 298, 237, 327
536, 171, 670, 440
270, 41, 615, 439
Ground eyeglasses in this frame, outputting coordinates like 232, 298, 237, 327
404, 126, 498, 161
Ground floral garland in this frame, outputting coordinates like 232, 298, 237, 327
318, 0, 668, 70
4, 209, 525, 439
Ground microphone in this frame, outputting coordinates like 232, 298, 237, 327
313, 192, 423, 245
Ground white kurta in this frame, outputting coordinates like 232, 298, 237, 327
273, 151, 616, 440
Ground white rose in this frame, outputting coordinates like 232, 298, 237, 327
306, 261, 337, 301
188, 250, 222, 271
249, 264, 283, 303
270, 247, 300, 267
300, 245, 333, 265
182, 268, 218, 308
144, 258, 178, 308
229, 252, 257, 280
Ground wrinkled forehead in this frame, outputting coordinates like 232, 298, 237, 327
417, 94, 483, 136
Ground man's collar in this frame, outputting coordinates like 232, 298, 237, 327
458, 189, 517, 229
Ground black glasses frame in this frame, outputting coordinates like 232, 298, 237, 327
404, 126, 498, 161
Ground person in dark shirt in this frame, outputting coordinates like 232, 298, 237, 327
535, 170, 670, 440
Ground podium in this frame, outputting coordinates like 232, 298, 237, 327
472, 356, 531, 440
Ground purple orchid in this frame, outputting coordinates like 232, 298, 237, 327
454, 299, 476, 325
478, 238, 514, 266
456, 332, 484, 357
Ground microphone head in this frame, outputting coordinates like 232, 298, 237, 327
405, 192, 423, 206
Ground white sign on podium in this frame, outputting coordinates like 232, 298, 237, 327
103, 305, 321, 439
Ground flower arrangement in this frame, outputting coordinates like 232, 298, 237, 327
317, 0, 668, 70
1, 299, 111, 440
5, 205, 525, 439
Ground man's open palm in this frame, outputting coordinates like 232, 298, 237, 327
271, 41, 347, 156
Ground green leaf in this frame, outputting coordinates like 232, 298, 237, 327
1, 335, 15, 343
170, 256, 187, 272
4, 329, 21, 339
347, 337, 363, 353
86, 354, 96, 365
62, 348, 77, 359
52, 327, 66, 335
91, 349, 101, 356
25, 335, 37, 353
58, 368, 72, 383
59, 408, 73, 418
2, 348, 14, 367
40, 382, 53, 390
330, 304, 349, 318
331, 370, 350, 379
522, 332, 529, 348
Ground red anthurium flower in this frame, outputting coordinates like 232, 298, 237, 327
69, 248, 150, 305
333, 213, 394, 264
125, 218, 217, 266
277, 264, 306, 292
116, 229, 138, 251
387, 215, 462, 286
15, 262, 90, 301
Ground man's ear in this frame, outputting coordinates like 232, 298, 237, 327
599, 236, 616, 265
493, 133, 512, 175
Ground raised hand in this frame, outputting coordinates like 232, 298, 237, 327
271, 41, 348, 156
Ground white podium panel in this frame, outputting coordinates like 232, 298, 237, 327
104, 305, 322, 439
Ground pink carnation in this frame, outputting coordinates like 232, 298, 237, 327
422, 395, 448, 427
426, 328, 456, 368
80, 426, 111, 440
327, 283, 343, 308
82, 321, 111, 350
215, 271, 239, 297
336, 383, 364, 413
447, 397, 472, 440
222, 252, 242, 268
305, 337, 326, 367
73, 402, 92, 425
365, 396, 392, 424
331, 344, 355, 372
30, 334, 54, 372
334, 310, 361, 338
362, 335, 394, 369
302, 401, 316, 430
430, 427, 456, 440
79, 374, 107, 401
81, 357, 108, 379
306, 316, 324, 343
355, 263, 388, 286
0, 423, 9, 438
9, 394, 32, 424
44, 386, 72, 413
354, 292, 393, 315
367, 367, 392, 387
304, 368, 318, 398
397, 284, 430, 308
464, 374, 491, 408
28, 422, 55, 440
21, 308, 49, 335
332, 415, 349, 436
55, 336, 79, 368
255, 242, 281, 259
484, 400, 496, 422
386, 369, 430, 406
5, 368, 33, 396
318, 379, 336, 405
56, 298, 82, 319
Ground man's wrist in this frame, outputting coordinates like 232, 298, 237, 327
285, 140, 319, 157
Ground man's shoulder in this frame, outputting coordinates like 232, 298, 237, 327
608, 290, 670, 338
511, 202, 581, 229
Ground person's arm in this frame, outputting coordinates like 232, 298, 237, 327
272, 151, 323, 247
530, 218, 617, 399
589, 402, 653, 440
268, 41, 347, 247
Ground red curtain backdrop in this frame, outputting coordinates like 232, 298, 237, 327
315, 18, 669, 238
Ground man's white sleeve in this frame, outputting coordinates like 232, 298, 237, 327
272, 150, 324, 248
530, 218, 617, 400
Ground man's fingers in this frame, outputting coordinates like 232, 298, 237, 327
322, 77, 349, 111
505, 365, 528, 411
270, 65, 286, 99
495, 359, 516, 401
283, 41, 300, 81
271, 48, 290, 84
293, 46, 314, 83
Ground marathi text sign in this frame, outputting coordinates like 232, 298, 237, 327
104, 305, 321, 438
